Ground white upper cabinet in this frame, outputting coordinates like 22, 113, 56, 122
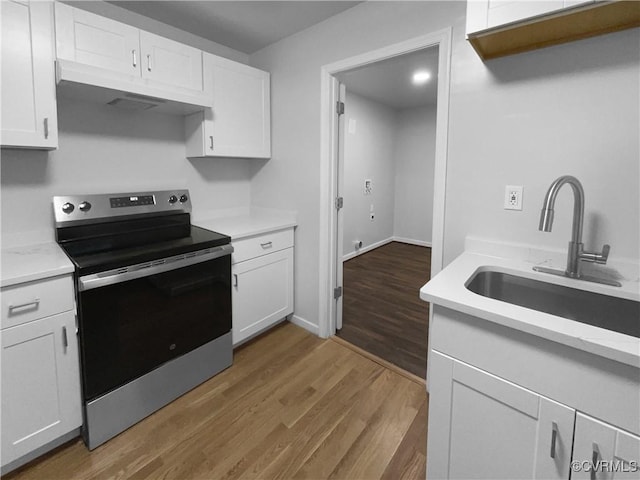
54, 2, 140, 77
185, 53, 271, 158
467, 0, 573, 34
53, 2, 210, 113
1, 0, 58, 149
465, 0, 639, 60
139, 31, 203, 92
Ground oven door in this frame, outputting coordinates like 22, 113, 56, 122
77, 247, 232, 402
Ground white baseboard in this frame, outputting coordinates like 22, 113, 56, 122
290, 314, 319, 336
342, 236, 431, 261
342, 237, 393, 262
393, 236, 432, 248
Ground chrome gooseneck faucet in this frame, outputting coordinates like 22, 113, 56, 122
534, 175, 621, 287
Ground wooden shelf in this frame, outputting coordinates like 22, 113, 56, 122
468, 1, 640, 61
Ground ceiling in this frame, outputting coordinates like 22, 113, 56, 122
337, 47, 439, 110
107, 1, 362, 54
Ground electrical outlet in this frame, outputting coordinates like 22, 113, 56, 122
504, 185, 523, 211
364, 179, 372, 195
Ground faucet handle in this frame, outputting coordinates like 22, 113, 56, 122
580, 244, 610, 264
598, 244, 611, 264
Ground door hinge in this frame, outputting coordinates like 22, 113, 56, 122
333, 286, 342, 299
335, 196, 344, 210
336, 101, 345, 115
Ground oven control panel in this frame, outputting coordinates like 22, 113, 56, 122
53, 190, 192, 226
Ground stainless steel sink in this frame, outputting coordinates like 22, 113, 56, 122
466, 270, 640, 338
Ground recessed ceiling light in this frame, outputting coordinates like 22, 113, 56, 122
412, 70, 431, 85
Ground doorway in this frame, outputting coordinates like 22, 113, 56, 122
318, 29, 452, 386
333, 47, 437, 378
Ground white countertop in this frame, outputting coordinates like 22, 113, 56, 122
1, 242, 74, 288
421, 241, 640, 369
194, 208, 297, 240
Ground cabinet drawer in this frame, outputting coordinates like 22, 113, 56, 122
1, 276, 74, 329
232, 228, 293, 264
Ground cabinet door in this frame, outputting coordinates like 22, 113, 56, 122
486, 1, 565, 29
232, 247, 293, 345
1, 311, 82, 466
572, 413, 640, 480
139, 31, 203, 92
1, 0, 57, 149
208, 54, 271, 158
427, 351, 575, 479
54, 2, 140, 77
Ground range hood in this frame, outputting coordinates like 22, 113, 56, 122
55, 59, 213, 115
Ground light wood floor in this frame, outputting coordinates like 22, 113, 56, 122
6, 322, 428, 480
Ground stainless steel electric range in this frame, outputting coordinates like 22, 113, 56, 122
53, 190, 233, 450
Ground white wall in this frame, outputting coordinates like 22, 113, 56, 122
445, 24, 639, 266
342, 93, 397, 256
249, 1, 639, 330
393, 105, 437, 245
341, 96, 437, 258
1, 97, 254, 246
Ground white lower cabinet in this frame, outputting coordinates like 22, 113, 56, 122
231, 229, 294, 346
572, 413, 640, 480
428, 350, 640, 480
1, 275, 81, 472
428, 351, 575, 480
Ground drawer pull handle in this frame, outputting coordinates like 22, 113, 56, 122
233, 274, 238, 287
550, 421, 558, 458
591, 443, 599, 480
44, 117, 49, 139
260, 241, 273, 249
132, 49, 137, 67
8, 298, 40, 314
62, 326, 68, 349
147, 54, 152, 72
209, 136, 214, 150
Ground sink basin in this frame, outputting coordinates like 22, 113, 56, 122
466, 270, 640, 338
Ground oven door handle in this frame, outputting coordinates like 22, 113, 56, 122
78, 244, 233, 292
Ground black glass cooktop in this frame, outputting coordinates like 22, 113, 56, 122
57, 213, 230, 276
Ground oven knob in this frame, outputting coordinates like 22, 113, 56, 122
79, 201, 92, 212
62, 202, 75, 214
179, 194, 188, 203
168, 195, 178, 204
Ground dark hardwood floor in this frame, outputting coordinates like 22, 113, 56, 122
337, 241, 431, 378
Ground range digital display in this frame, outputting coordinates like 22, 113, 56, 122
110, 195, 155, 208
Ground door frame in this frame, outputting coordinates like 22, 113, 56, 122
318, 28, 453, 344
